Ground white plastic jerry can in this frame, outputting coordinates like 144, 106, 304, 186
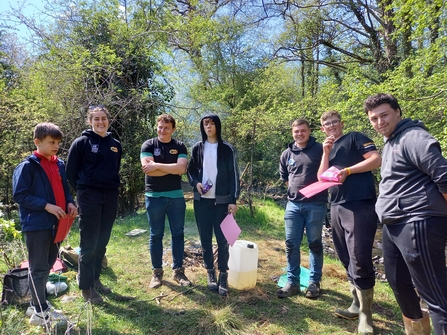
228, 240, 259, 289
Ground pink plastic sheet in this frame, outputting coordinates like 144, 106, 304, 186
220, 213, 241, 247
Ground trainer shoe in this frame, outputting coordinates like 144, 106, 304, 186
26, 301, 62, 317
207, 269, 218, 291
81, 288, 104, 304
29, 306, 68, 326
94, 279, 112, 293
305, 282, 321, 299
172, 267, 191, 287
149, 268, 164, 289
277, 283, 299, 298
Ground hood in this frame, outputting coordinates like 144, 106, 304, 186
387, 118, 427, 142
287, 136, 317, 152
81, 129, 112, 140
200, 113, 222, 143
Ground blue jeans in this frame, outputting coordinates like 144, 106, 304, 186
145, 196, 186, 269
284, 201, 327, 285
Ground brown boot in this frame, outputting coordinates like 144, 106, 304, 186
81, 288, 103, 304
402, 309, 431, 335
172, 267, 191, 287
94, 279, 112, 293
149, 268, 164, 289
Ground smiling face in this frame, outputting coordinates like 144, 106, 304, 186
88, 110, 110, 137
320, 117, 344, 140
367, 103, 401, 138
292, 124, 311, 148
157, 120, 175, 143
34, 136, 61, 159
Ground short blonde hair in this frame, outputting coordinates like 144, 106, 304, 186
320, 110, 341, 124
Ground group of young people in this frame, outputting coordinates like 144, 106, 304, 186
12, 93, 447, 334
12, 107, 240, 327
279, 93, 447, 335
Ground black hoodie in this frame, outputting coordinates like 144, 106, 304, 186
187, 114, 240, 204
376, 118, 447, 224
66, 129, 122, 191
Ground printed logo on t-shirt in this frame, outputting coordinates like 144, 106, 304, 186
288, 158, 296, 166
169, 149, 178, 155
110, 146, 118, 153
154, 148, 161, 156
363, 142, 375, 150
91, 144, 99, 153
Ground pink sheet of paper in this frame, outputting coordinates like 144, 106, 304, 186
299, 181, 342, 198
220, 213, 241, 247
54, 216, 75, 243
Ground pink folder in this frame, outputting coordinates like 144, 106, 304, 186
299, 181, 341, 198
220, 213, 241, 247
54, 216, 75, 243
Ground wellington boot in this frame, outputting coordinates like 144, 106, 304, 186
334, 282, 360, 320
356, 287, 374, 335
402, 309, 430, 335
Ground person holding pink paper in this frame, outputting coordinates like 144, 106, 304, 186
277, 119, 327, 299
318, 110, 381, 335
187, 114, 240, 296
13, 123, 77, 326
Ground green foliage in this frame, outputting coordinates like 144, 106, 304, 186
0, 206, 24, 269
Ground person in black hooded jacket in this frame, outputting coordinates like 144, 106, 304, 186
66, 105, 122, 304
187, 114, 240, 296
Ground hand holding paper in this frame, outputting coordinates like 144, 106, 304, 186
299, 166, 342, 198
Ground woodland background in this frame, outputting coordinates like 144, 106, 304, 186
1, 0, 447, 216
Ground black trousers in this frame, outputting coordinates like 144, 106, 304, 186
383, 217, 447, 334
77, 188, 119, 290
193, 199, 229, 272
25, 229, 59, 311
330, 200, 377, 290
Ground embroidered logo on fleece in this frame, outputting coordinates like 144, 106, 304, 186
169, 149, 178, 155
110, 146, 118, 153
91, 144, 99, 153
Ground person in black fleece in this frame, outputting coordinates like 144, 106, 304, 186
187, 114, 240, 296
277, 119, 327, 299
66, 105, 122, 304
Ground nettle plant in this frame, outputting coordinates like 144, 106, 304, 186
0, 204, 24, 269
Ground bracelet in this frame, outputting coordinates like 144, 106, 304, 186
346, 167, 351, 176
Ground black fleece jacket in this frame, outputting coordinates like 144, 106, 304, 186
187, 114, 240, 205
66, 129, 122, 191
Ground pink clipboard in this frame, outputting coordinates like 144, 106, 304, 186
54, 216, 75, 243
299, 181, 341, 198
220, 213, 241, 247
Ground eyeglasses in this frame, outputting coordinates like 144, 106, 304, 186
322, 120, 341, 127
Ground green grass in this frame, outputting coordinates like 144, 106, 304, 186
1, 197, 408, 335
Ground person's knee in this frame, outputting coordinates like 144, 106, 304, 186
308, 240, 323, 254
